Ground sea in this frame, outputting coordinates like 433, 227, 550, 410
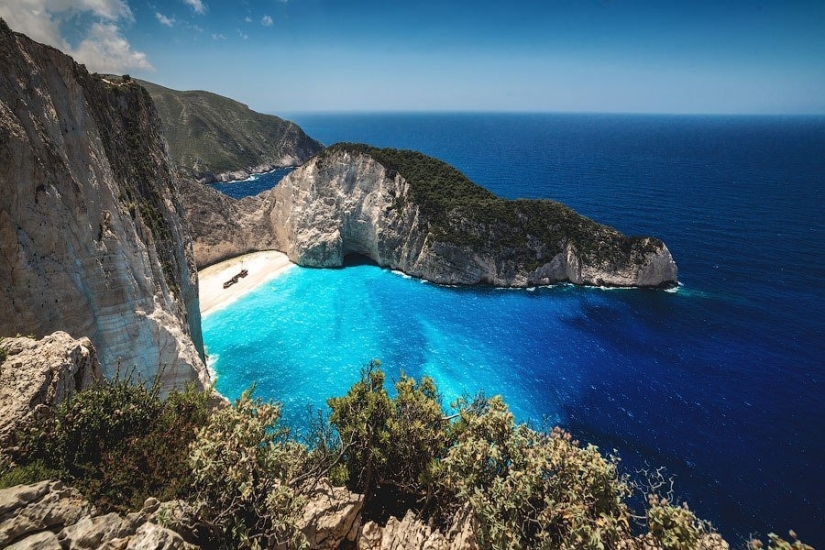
201, 113, 825, 546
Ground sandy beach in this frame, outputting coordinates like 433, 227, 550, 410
198, 251, 295, 317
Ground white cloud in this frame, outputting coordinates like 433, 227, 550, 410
182, 0, 205, 15
155, 12, 175, 27
0, 0, 152, 73
71, 22, 153, 72
244, 16, 253, 23
237, 28, 248, 40
261, 15, 273, 26
211, 33, 226, 40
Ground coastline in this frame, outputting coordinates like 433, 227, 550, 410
198, 250, 295, 317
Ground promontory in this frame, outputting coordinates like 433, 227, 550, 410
180, 143, 678, 288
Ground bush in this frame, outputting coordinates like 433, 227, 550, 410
438, 396, 633, 549
327, 361, 449, 520
16, 375, 211, 512
188, 388, 307, 549
0, 459, 61, 489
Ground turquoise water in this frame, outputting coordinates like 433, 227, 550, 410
204, 259, 616, 429
203, 113, 825, 545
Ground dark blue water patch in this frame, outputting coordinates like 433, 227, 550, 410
208, 167, 295, 199
208, 113, 825, 546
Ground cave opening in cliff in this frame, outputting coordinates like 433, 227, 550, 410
342, 253, 380, 268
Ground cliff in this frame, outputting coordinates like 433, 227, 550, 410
0, 21, 208, 390
184, 144, 677, 287
136, 79, 323, 182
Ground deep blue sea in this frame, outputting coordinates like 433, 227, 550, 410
207, 166, 295, 198
202, 113, 825, 546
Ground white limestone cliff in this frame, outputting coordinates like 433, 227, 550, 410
0, 22, 208, 391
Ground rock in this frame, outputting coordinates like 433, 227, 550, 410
299, 479, 363, 549
0, 481, 93, 547
4, 530, 62, 550
0, 481, 194, 550
0, 24, 208, 391
0, 332, 101, 448
125, 522, 191, 550
358, 507, 477, 550
58, 513, 133, 549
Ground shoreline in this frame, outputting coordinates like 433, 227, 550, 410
198, 250, 295, 317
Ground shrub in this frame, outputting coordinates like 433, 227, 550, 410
437, 396, 633, 549
327, 361, 449, 520
16, 375, 211, 512
188, 388, 307, 549
0, 459, 60, 489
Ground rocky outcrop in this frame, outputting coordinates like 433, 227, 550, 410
0, 23, 208, 391
299, 480, 363, 549
183, 144, 677, 287
0, 332, 101, 451
176, 177, 278, 268
268, 145, 677, 287
358, 506, 476, 550
0, 481, 194, 549
136, 79, 323, 183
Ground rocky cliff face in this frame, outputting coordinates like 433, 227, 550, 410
189, 145, 677, 287
176, 177, 278, 268
0, 332, 101, 451
0, 22, 208, 390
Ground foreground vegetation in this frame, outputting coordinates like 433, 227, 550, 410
0, 362, 811, 550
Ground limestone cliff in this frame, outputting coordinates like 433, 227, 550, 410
184, 144, 677, 287
0, 21, 208, 390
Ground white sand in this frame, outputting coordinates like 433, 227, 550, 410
198, 251, 295, 317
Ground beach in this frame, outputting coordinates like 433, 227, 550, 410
198, 251, 295, 316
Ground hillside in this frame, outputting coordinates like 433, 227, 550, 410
136, 79, 323, 182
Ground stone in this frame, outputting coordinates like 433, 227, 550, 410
0, 332, 101, 448
125, 522, 191, 550
58, 512, 133, 549
299, 479, 363, 549
4, 530, 62, 550
0, 481, 93, 548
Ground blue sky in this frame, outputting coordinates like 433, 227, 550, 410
2, 0, 824, 114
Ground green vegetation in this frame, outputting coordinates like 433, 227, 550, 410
3, 362, 811, 549
320, 143, 663, 269
136, 79, 322, 177
189, 388, 307, 549
7, 372, 210, 511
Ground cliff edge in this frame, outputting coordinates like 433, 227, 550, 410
0, 21, 208, 390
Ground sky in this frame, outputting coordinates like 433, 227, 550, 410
1, 0, 824, 114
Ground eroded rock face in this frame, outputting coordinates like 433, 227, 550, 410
358, 507, 477, 550
299, 480, 363, 550
0, 23, 208, 390
0, 332, 101, 449
269, 149, 677, 287
0, 481, 194, 550
187, 147, 677, 288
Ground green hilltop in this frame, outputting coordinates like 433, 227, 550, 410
136, 79, 322, 180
